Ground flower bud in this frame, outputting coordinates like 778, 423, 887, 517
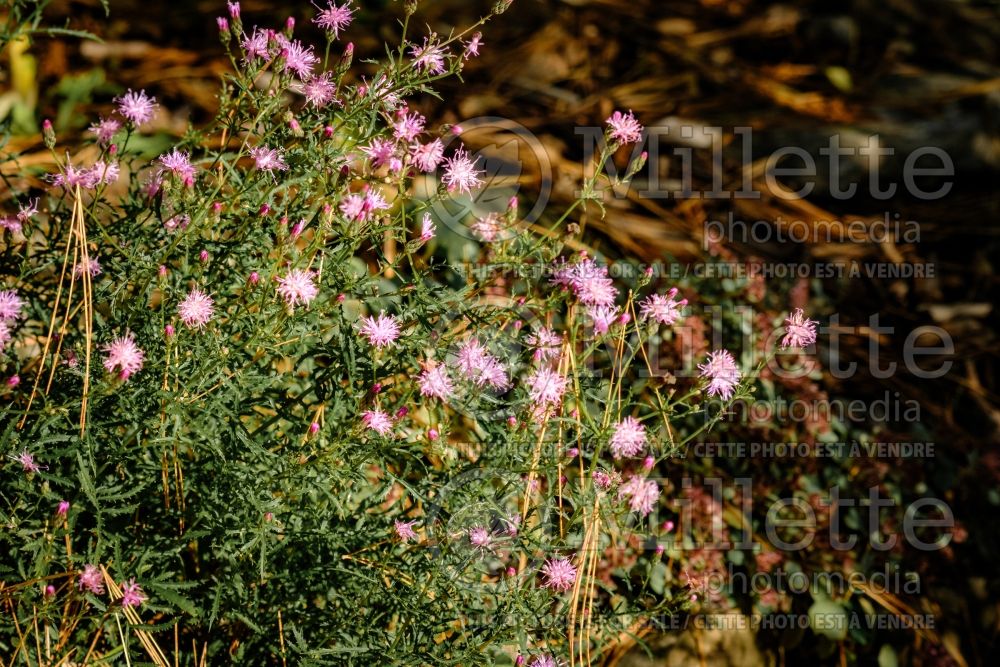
57, 500, 70, 516
309, 422, 320, 434
165, 324, 175, 338
42, 119, 56, 149
7, 375, 20, 387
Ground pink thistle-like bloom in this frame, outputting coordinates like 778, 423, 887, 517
88, 117, 121, 144
339, 193, 366, 221
164, 214, 189, 232
586, 305, 619, 335
393, 110, 425, 142
276, 269, 319, 309
605, 110, 643, 144
418, 363, 455, 400
454, 339, 509, 390
609, 416, 647, 459
541, 557, 577, 592
11, 449, 43, 473
781, 308, 818, 349
640, 288, 688, 326
529, 657, 559, 667
90, 160, 119, 185
158, 149, 197, 185
410, 36, 447, 75
249, 146, 288, 172
358, 312, 401, 348
17, 198, 38, 223
178, 288, 215, 329
593, 469, 620, 490
312, 1, 354, 39
464, 32, 483, 59
698, 350, 741, 401
525, 367, 568, 405
525, 327, 562, 362
361, 409, 393, 435
362, 138, 396, 168
279, 39, 318, 79
58, 500, 70, 516
619, 476, 660, 516
102, 333, 144, 381
419, 213, 435, 241
300, 72, 337, 107
470, 212, 503, 242
441, 147, 484, 194
73, 257, 102, 278
119, 579, 147, 608
468, 525, 492, 550
77, 564, 105, 595
394, 519, 418, 542
0, 289, 24, 322
410, 139, 444, 172
115, 89, 157, 126
241, 27, 271, 62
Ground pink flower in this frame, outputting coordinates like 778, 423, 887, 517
393, 110, 425, 142
300, 72, 337, 107
241, 27, 271, 62
640, 288, 687, 326
410, 139, 444, 172
605, 110, 643, 144
73, 257, 102, 278
586, 305, 619, 334
468, 525, 492, 550
470, 213, 503, 242
394, 519, 418, 542
119, 579, 147, 608
249, 146, 288, 172
541, 557, 577, 591
115, 89, 157, 126
276, 269, 319, 308
88, 117, 121, 144
454, 339, 509, 389
178, 288, 215, 329
358, 312, 401, 348
593, 469, 620, 490
77, 564, 104, 595
419, 213, 435, 241
609, 416, 646, 459
418, 363, 454, 400
58, 500, 70, 516
529, 657, 558, 667
525, 367, 568, 405
279, 39, 318, 79
464, 33, 483, 59
158, 149, 196, 185
361, 409, 393, 435
525, 327, 562, 362
441, 147, 483, 194
103, 333, 144, 381
619, 476, 659, 516
0, 289, 24, 321
781, 308, 818, 349
552, 258, 618, 306
313, 1, 354, 38
363, 138, 396, 168
698, 350, 741, 400
11, 449, 42, 473
410, 36, 447, 75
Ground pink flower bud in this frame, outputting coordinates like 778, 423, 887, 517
164, 324, 175, 338
644, 266, 654, 277
371, 383, 382, 394
336, 293, 346, 303
285, 16, 295, 33
452, 125, 463, 135
507, 416, 517, 427
158, 265, 168, 277
643, 455, 654, 470
42, 119, 52, 131
567, 447, 579, 458
619, 312, 632, 325
515, 655, 525, 666
265, 512, 273, 522
655, 543, 665, 555
289, 118, 300, 132
309, 422, 320, 434
199, 250, 209, 263
217, 16, 229, 32
428, 428, 439, 441
7, 375, 19, 387
249, 271, 260, 285
259, 204, 270, 216
395, 406, 409, 419
662, 520, 675, 533
324, 125, 334, 138
508, 195, 518, 210
57, 500, 70, 516
507, 567, 517, 577
513, 320, 523, 330
212, 201, 223, 212
45, 585, 55, 597
108, 144, 118, 155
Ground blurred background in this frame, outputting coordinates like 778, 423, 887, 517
2, 0, 999, 664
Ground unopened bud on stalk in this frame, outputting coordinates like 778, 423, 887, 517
42, 119, 56, 149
